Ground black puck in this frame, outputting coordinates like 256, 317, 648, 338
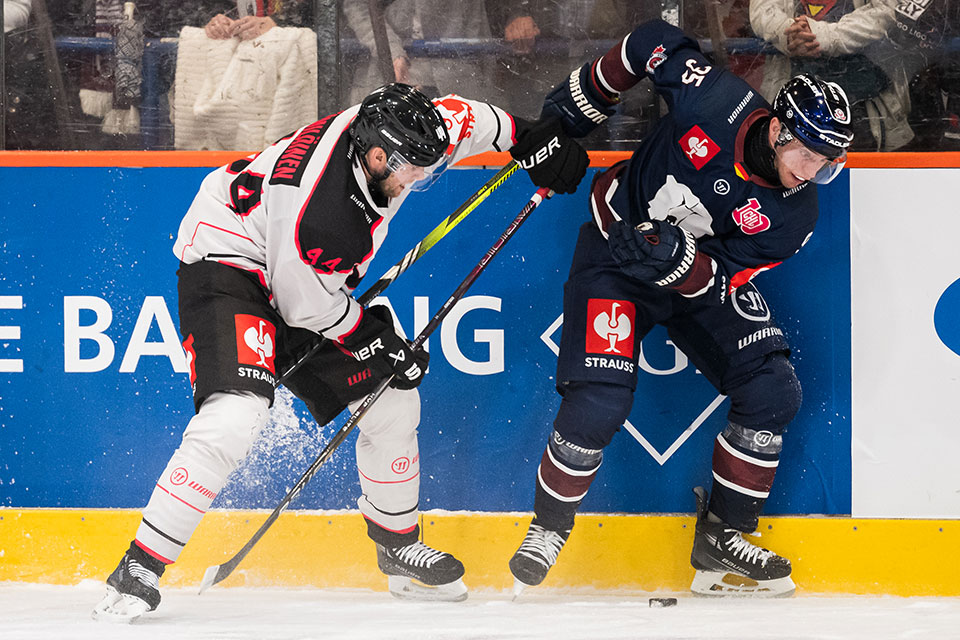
648, 597, 678, 608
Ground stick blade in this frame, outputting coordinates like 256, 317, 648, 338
198, 563, 225, 594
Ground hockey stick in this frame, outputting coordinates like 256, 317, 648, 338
277, 160, 519, 385
199, 186, 552, 593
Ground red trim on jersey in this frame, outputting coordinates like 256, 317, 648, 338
293, 119, 356, 274
178, 221, 257, 262
509, 113, 518, 145
733, 108, 780, 188
217, 261, 273, 302
134, 539, 174, 565
335, 305, 364, 343
730, 261, 781, 292
597, 40, 637, 93
712, 439, 778, 494
362, 515, 418, 535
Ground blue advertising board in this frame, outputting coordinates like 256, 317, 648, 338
0, 165, 850, 515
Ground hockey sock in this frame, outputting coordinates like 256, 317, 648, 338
533, 429, 603, 532
708, 422, 781, 532
365, 517, 420, 547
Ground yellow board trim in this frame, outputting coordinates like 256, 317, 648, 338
1, 509, 956, 596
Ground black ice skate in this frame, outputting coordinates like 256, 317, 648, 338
509, 522, 571, 597
91, 544, 165, 623
376, 540, 467, 602
689, 486, 795, 597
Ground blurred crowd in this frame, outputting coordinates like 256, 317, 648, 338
4, 0, 960, 151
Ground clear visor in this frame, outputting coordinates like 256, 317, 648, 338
812, 151, 847, 185
385, 151, 449, 192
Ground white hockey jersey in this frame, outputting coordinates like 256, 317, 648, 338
173, 96, 518, 343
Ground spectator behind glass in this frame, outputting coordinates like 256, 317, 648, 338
167, 0, 317, 150
890, 0, 960, 150
341, 0, 411, 105
5, 0, 33, 32
485, 0, 661, 147
342, 0, 500, 106
750, 0, 924, 150
3, 0, 49, 150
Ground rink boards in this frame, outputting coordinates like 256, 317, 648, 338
1, 150, 958, 595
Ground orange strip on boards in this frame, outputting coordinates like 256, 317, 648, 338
3, 149, 960, 169
0, 150, 252, 167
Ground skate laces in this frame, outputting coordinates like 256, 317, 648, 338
517, 524, 566, 567
126, 558, 160, 591
393, 541, 448, 568
723, 530, 775, 567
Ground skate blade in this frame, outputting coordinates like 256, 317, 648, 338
91, 586, 151, 623
387, 575, 468, 602
690, 570, 796, 598
511, 577, 531, 601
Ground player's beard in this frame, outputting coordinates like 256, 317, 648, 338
367, 166, 393, 204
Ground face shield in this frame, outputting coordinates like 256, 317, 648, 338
811, 151, 846, 185
384, 151, 449, 192
409, 157, 449, 192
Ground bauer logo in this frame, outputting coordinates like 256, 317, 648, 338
235, 314, 277, 373
934, 277, 960, 357
586, 299, 635, 356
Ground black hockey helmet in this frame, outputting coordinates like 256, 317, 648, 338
350, 83, 450, 168
773, 74, 854, 160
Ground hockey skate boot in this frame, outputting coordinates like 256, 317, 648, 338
376, 540, 467, 602
92, 543, 165, 623
689, 486, 795, 597
509, 522, 571, 597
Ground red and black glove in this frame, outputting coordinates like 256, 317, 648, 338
341, 305, 429, 390
510, 117, 588, 194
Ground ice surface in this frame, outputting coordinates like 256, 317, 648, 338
2, 582, 959, 640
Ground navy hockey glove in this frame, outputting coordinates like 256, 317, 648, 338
510, 117, 588, 194
342, 305, 429, 390
607, 220, 698, 287
541, 61, 619, 138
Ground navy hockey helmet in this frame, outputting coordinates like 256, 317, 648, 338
350, 83, 450, 168
773, 74, 853, 160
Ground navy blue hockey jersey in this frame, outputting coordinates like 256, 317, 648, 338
588, 20, 819, 303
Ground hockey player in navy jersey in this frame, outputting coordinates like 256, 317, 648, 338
92, 83, 587, 622
508, 20, 853, 597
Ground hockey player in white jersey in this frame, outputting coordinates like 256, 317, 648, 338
92, 83, 588, 622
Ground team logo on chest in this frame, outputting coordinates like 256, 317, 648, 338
586, 299, 635, 356
679, 126, 720, 170
732, 198, 771, 235
235, 314, 277, 374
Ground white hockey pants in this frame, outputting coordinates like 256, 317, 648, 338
135, 386, 421, 563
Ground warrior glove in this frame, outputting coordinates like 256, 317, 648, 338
510, 117, 588, 195
341, 305, 429, 390
541, 61, 619, 138
607, 220, 699, 288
